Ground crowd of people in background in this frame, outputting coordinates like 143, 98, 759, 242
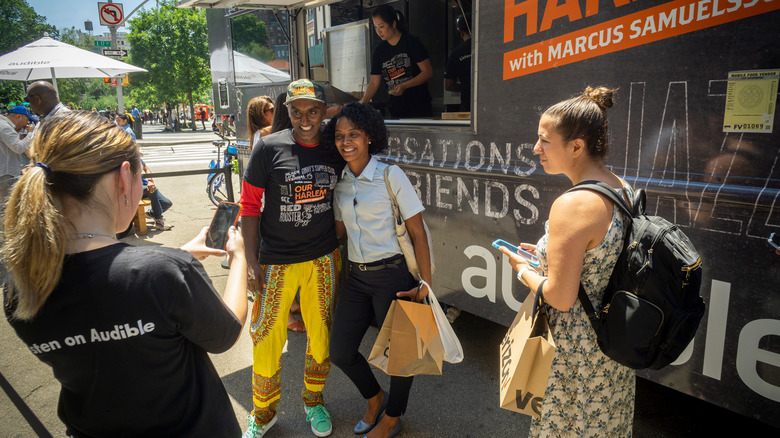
1, 81, 182, 234
2, 96, 225, 141
83, 103, 216, 133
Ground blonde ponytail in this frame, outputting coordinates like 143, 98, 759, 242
2, 166, 67, 319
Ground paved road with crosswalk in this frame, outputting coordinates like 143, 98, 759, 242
141, 143, 218, 171
136, 123, 226, 171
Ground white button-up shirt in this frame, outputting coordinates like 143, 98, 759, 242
19, 102, 70, 152
334, 156, 424, 263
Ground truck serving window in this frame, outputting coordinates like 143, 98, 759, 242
323, 0, 474, 130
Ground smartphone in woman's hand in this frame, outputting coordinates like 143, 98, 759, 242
206, 202, 242, 250
492, 239, 540, 267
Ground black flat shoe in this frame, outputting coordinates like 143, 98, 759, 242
353, 392, 388, 434
363, 417, 402, 438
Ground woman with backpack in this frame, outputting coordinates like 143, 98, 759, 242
500, 86, 635, 437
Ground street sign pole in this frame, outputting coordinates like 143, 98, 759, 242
100, 0, 125, 113
99, 0, 149, 116
111, 23, 125, 114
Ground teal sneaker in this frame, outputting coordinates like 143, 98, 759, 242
304, 404, 332, 437
242, 414, 277, 438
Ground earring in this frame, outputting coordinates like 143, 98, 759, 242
124, 194, 128, 207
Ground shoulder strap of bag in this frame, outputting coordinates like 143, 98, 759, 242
568, 181, 627, 332
531, 279, 551, 321
577, 283, 600, 331
383, 165, 395, 203
567, 181, 647, 334
383, 165, 403, 225
566, 180, 635, 218
530, 280, 553, 337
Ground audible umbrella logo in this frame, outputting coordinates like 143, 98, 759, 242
9, 61, 50, 66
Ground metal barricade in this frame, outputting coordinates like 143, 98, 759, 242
236, 140, 251, 182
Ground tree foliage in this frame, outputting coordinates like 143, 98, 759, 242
54, 27, 107, 109
0, 0, 57, 54
0, 0, 58, 105
232, 14, 268, 53
127, 0, 210, 128
232, 13, 275, 62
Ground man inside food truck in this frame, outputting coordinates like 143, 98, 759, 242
444, 13, 472, 112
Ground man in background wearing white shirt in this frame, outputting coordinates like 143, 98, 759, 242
21, 81, 70, 155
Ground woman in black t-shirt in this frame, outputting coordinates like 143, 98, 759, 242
360, 5, 433, 118
2, 111, 248, 437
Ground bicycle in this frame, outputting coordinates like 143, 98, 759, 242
207, 132, 239, 206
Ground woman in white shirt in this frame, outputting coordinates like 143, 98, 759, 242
324, 102, 432, 438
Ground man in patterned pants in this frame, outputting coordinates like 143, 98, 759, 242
239, 80, 344, 438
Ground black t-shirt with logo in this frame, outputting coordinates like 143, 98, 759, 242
5, 244, 242, 437
444, 39, 472, 112
371, 33, 433, 118
243, 129, 345, 265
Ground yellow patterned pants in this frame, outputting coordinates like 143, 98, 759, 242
249, 248, 341, 427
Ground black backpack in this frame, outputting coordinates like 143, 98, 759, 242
566, 181, 705, 370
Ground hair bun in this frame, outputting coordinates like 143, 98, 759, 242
583, 86, 616, 110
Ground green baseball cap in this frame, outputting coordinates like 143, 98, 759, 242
286, 79, 326, 104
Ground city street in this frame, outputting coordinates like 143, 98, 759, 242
0, 123, 777, 437
136, 124, 220, 171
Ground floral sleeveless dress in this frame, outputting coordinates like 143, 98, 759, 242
530, 188, 636, 437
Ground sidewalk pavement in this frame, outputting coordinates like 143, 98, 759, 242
0, 170, 526, 438
0, 125, 529, 437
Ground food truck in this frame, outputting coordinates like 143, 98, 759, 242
177, 0, 779, 427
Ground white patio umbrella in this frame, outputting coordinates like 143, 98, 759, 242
232, 51, 290, 85
0, 36, 147, 94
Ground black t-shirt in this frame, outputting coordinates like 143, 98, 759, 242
243, 129, 345, 265
371, 33, 433, 118
5, 244, 242, 438
444, 38, 472, 112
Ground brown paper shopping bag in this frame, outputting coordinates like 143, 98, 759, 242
499, 292, 556, 418
368, 299, 444, 377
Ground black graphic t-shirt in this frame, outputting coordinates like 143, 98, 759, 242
371, 33, 433, 118
444, 39, 472, 112
5, 244, 242, 437
243, 129, 345, 265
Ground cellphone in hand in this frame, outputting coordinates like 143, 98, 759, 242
492, 239, 540, 267
769, 232, 780, 251
206, 202, 242, 250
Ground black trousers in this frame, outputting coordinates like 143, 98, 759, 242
330, 256, 417, 417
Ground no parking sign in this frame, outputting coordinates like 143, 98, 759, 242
98, 2, 124, 27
